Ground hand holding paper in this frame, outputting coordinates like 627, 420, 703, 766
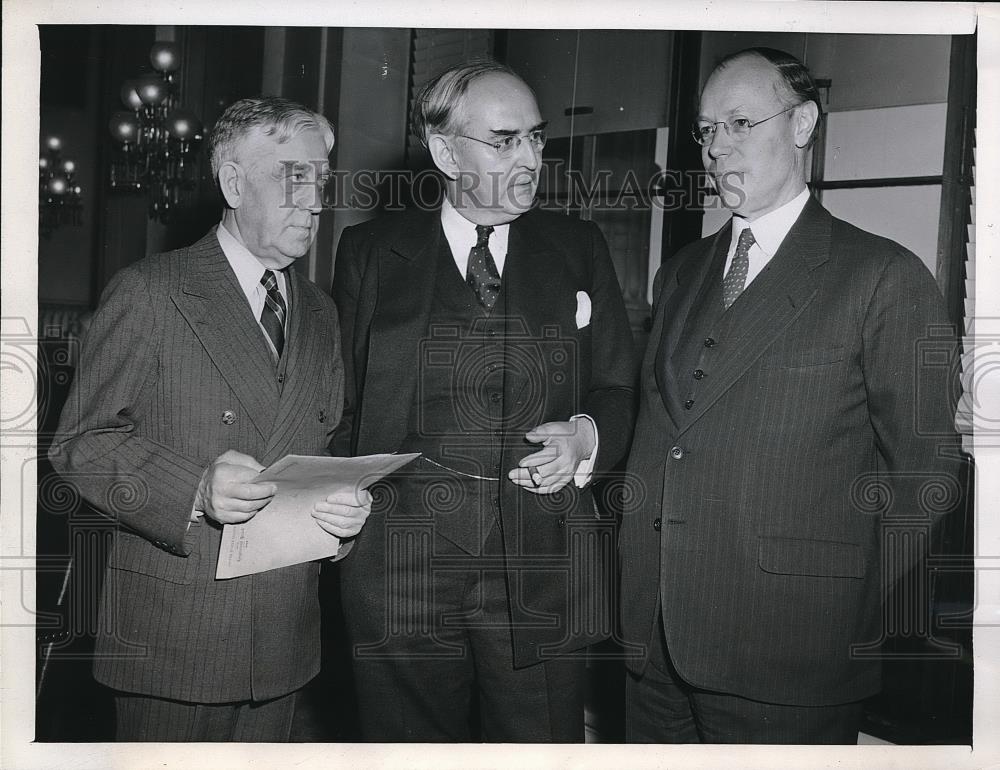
195, 449, 275, 524
216, 452, 418, 579
311, 488, 373, 538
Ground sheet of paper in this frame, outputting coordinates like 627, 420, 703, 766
216, 452, 419, 579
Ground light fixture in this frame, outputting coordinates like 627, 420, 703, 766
108, 41, 204, 223
39, 136, 83, 238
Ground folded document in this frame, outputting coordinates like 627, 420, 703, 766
216, 453, 419, 579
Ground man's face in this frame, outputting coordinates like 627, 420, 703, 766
698, 55, 804, 221
231, 127, 330, 269
447, 73, 544, 225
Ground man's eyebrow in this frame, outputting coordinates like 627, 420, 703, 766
697, 106, 748, 120
276, 160, 329, 175
487, 120, 549, 136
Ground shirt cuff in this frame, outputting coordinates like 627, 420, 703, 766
569, 414, 598, 488
188, 501, 204, 530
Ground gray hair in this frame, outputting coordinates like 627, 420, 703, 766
209, 96, 334, 177
411, 59, 524, 147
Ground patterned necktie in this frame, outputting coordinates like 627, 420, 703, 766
259, 269, 286, 358
466, 224, 501, 310
722, 227, 755, 309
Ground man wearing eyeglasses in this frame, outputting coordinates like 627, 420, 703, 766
620, 48, 961, 743
330, 60, 635, 741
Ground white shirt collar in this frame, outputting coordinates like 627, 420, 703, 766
731, 187, 811, 259
215, 221, 288, 303
440, 196, 510, 275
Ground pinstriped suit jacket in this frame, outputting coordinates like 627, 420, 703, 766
620, 198, 961, 706
49, 229, 346, 703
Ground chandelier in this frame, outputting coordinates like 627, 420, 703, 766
39, 136, 83, 238
108, 41, 204, 223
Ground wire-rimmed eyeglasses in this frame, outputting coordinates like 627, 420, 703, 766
691, 104, 800, 146
458, 129, 547, 158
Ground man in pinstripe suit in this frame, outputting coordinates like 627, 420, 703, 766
49, 97, 371, 741
620, 49, 961, 743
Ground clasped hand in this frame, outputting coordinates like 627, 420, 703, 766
195, 450, 372, 537
506, 419, 595, 495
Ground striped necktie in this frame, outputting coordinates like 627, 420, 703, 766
260, 269, 286, 358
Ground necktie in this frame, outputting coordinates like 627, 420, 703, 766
260, 269, 286, 358
466, 224, 501, 310
722, 227, 755, 309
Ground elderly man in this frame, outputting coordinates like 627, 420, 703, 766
331, 60, 635, 741
620, 48, 961, 743
49, 96, 371, 741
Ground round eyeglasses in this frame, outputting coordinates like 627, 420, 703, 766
691, 104, 800, 146
458, 129, 547, 158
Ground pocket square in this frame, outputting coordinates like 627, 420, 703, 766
575, 291, 592, 329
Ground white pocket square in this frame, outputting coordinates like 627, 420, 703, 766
575, 291, 592, 329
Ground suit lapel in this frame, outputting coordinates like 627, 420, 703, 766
171, 231, 278, 441
358, 212, 441, 451
677, 197, 832, 434
265, 271, 330, 460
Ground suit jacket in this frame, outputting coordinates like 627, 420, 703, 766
48, 230, 347, 703
331, 206, 636, 667
620, 197, 961, 706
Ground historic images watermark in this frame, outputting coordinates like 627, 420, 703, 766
279, 159, 746, 214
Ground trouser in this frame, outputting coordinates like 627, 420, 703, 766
346, 524, 587, 742
113, 690, 297, 742
625, 617, 863, 744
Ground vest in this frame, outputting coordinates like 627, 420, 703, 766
393, 237, 508, 553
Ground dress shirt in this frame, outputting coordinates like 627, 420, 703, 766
439, 197, 597, 488
441, 196, 511, 277
725, 187, 811, 290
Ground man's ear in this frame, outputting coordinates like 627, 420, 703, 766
793, 101, 820, 148
427, 134, 459, 180
217, 161, 243, 208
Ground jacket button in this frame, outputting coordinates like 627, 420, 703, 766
684, 399, 695, 410
558, 516, 566, 526
221, 410, 236, 425
693, 369, 705, 380
704, 337, 716, 348
670, 446, 684, 460
490, 392, 502, 403
653, 518, 662, 531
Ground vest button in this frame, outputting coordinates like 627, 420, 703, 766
653, 518, 662, 531
684, 399, 695, 410
221, 410, 236, 425
489, 392, 502, 403
670, 446, 684, 460
693, 369, 704, 379
704, 337, 716, 348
